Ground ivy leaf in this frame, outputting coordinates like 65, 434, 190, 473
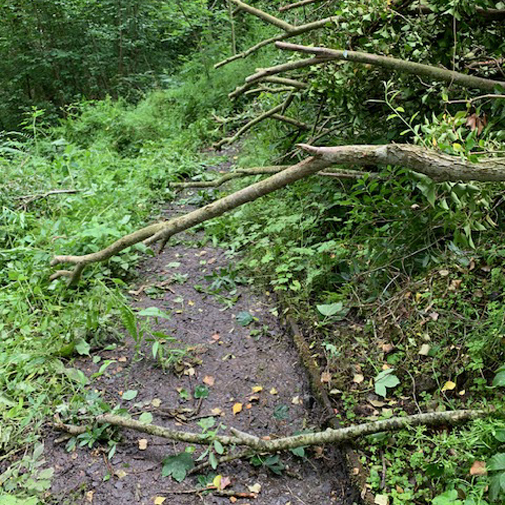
236, 311, 254, 327
162, 452, 195, 482
374, 369, 400, 398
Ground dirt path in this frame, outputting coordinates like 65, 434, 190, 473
47, 156, 359, 505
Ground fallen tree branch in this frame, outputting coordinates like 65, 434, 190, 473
279, 0, 320, 12
50, 156, 332, 285
245, 56, 331, 84
275, 42, 505, 92
229, 77, 308, 101
16, 189, 81, 209
298, 143, 505, 182
58, 409, 490, 453
215, 93, 294, 149
230, 0, 295, 31
170, 166, 374, 189
51, 143, 505, 285
216, 16, 340, 69
446, 93, 505, 105
409, 3, 505, 21
271, 113, 310, 129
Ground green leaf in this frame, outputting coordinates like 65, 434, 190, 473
65, 367, 90, 385
433, 489, 462, 505
75, 338, 91, 356
122, 390, 138, 401
139, 412, 153, 424
488, 453, 505, 472
290, 446, 305, 457
214, 440, 224, 455
194, 385, 209, 399
236, 311, 254, 327
209, 451, 218, 469
316, 302, 344, 317
137, 307, 171, 319
374, 369, 400, 398
493, 370, 505, 387
162, 452, 195, 482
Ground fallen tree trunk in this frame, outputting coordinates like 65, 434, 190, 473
275, 42, 505, 92
50, 144, 505, 285
57, 409, 489, 453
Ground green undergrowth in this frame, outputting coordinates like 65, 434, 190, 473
200, 113, 505, 503
0, 46, 272, 502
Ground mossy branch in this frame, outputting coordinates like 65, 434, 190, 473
57, 410, 490, 453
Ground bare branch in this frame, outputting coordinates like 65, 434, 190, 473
279, 0, 320, 12
215, 16, 339, 69
230, 0, 295, 31
446, 94, 505, 105
215, 93, 294, 149
276, 42, 505, 92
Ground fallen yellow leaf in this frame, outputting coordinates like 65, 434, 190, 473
251, 386, 263, 393
138, 439, 148, 451
211, 407, 223, 416
232, 402, 243, 415
154, 498, 166, 505
442, 380, 456, 392
213, 474, 222, 489
86, 491, 94, 503
151, 398, 161, 407
248, 483, 262, 494
269, 387, 278, 395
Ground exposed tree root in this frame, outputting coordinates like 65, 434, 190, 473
275, 42, 505, 92
286, 316, 374, 504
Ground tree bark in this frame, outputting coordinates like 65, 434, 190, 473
275, 42, 505, 92
299, 143, 505, 182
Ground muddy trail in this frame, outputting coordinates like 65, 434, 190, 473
46, 153, 360, 505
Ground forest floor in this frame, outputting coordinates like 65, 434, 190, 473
44, 150, 360, 505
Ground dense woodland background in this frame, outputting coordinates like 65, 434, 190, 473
1, 1, 505, 504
